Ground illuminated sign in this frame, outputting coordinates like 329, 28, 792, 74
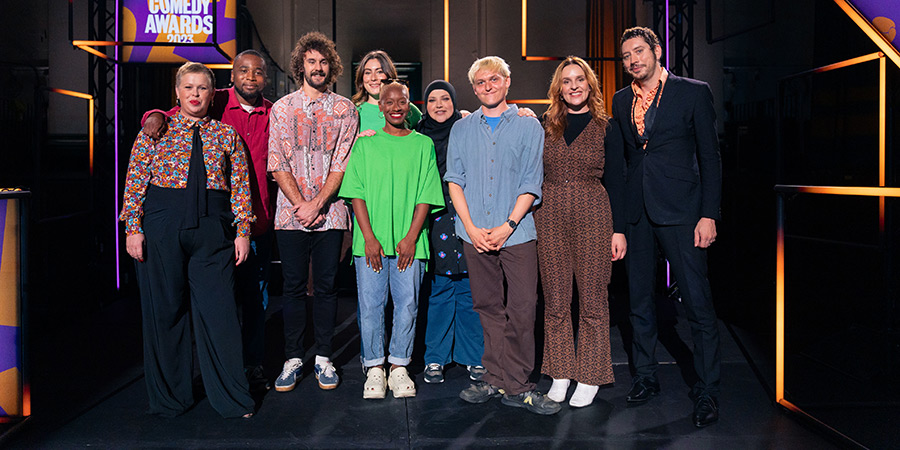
849, 0, 898, 45
120, 0, 237, 63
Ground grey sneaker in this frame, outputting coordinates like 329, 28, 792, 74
274, 358, 302, 392
424, 363, 444, 384
501, 390, 562, 415
459, 381, 504, 404
467, 365, 486, 381
314, 361, 339, 390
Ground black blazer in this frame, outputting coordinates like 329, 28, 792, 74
608, 74, 722, 226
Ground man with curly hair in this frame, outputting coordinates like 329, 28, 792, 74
268, 31, 359, 392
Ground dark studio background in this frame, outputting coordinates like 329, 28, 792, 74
0, 0, 897, 447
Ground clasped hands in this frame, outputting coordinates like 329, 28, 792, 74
292, 199, 326, 229
467, 223, 514, 253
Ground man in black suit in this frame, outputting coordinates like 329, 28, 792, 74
608, 27, 722, 428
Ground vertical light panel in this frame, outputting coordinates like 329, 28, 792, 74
115, 0, 121, 289
89, 98, 94, 176
521, 0, 527, 57
444, 0, 449, 81
775, 194, 785, 402
879, 54, 886, 232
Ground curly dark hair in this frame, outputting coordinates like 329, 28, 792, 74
290, 31, 343, 86
620, 26, 661, 61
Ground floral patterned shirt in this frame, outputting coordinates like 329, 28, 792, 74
267, 89, 358, 231
119, 114, 255, 237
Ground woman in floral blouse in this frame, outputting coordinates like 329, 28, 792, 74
119, 62, 255, 419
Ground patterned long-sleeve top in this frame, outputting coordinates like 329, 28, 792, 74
267, 88, 358, 231
119, 113, 255, 237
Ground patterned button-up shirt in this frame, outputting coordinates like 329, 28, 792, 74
267, 89, 358, 231
631, 67, 669, 139
119, 113, 255, 237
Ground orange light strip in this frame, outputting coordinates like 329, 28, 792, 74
50, 88, 93, 100
444, 0, 450, 81
521, 0, 528, 58
524, 56, 563, 61
49, 88, 95, 175
775, 200, 785, 402
879, 55, 886, 231
776, 185, 900, 197
833, 0, 900, 69
72, 40, 118, 46
508, 99, 551, 105
72, 40, 118, 61
205, 63, 233, 70
784, 52, 881, 80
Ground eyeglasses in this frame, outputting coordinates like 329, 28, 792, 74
380, 78, 410, 87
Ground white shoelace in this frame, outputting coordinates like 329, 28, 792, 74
319, 362, 335, 377
279, 360, 302, 380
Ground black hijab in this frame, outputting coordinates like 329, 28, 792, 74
416, 80, 463, 177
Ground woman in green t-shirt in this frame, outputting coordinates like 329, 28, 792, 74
340, 81, 443, 401
351, 50, 422, 132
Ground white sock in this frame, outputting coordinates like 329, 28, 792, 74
547, 378, 570, 402
315, 355, 330, 366
569, 382, 599, 408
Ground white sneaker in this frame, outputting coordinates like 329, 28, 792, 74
274, 358, 303, 392
363, 367, 387, 399
569, 382, 599, 408
547, 378, 570, 403
388, 366, 416, 398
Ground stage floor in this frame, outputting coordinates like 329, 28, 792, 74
4, 291, 836, 449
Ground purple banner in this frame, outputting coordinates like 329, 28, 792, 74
849, 0, 898, 45
121, 0, 237, 63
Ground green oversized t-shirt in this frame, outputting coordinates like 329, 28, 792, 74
339, 129, 444, 260
357, 101, 423, 133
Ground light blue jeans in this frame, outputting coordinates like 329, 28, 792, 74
355, 256, 425, 367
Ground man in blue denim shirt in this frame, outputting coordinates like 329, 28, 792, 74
445, 56, 559, 415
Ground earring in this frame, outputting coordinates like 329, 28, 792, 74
176, 98, 181, 107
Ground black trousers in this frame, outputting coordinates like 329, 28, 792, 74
625, 210, 721, 398
235, 231, 273, 368
276, 229, 343, 359
136, 186, 254, 418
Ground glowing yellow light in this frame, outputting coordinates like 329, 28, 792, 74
50, 89, 95, 175
444, 0, 450, 81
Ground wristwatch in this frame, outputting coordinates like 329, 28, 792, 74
506, 219, 518, 230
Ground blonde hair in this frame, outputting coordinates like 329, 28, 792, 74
467, 56, 510, 85
542, 56, 608, 142
175, 61, 215, 88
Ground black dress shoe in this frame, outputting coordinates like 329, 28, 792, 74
692, 395, 719, 427
626, 377, 660, 403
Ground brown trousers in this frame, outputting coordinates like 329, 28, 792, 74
462, 241, 539, 395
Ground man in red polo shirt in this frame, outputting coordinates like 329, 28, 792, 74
141, 49, 274, 392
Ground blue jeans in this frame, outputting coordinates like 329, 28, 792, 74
423, 274, 483, 367
355, 256, 425, 367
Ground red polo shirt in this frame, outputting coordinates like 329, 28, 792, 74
142, 87, 274, 236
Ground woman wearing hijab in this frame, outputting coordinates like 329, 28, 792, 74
416, 80, 485, 384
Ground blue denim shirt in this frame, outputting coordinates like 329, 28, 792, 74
444, 104, 544, 248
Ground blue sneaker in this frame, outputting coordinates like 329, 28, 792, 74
314, 361, 340, 390
274, 358, 302, 392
